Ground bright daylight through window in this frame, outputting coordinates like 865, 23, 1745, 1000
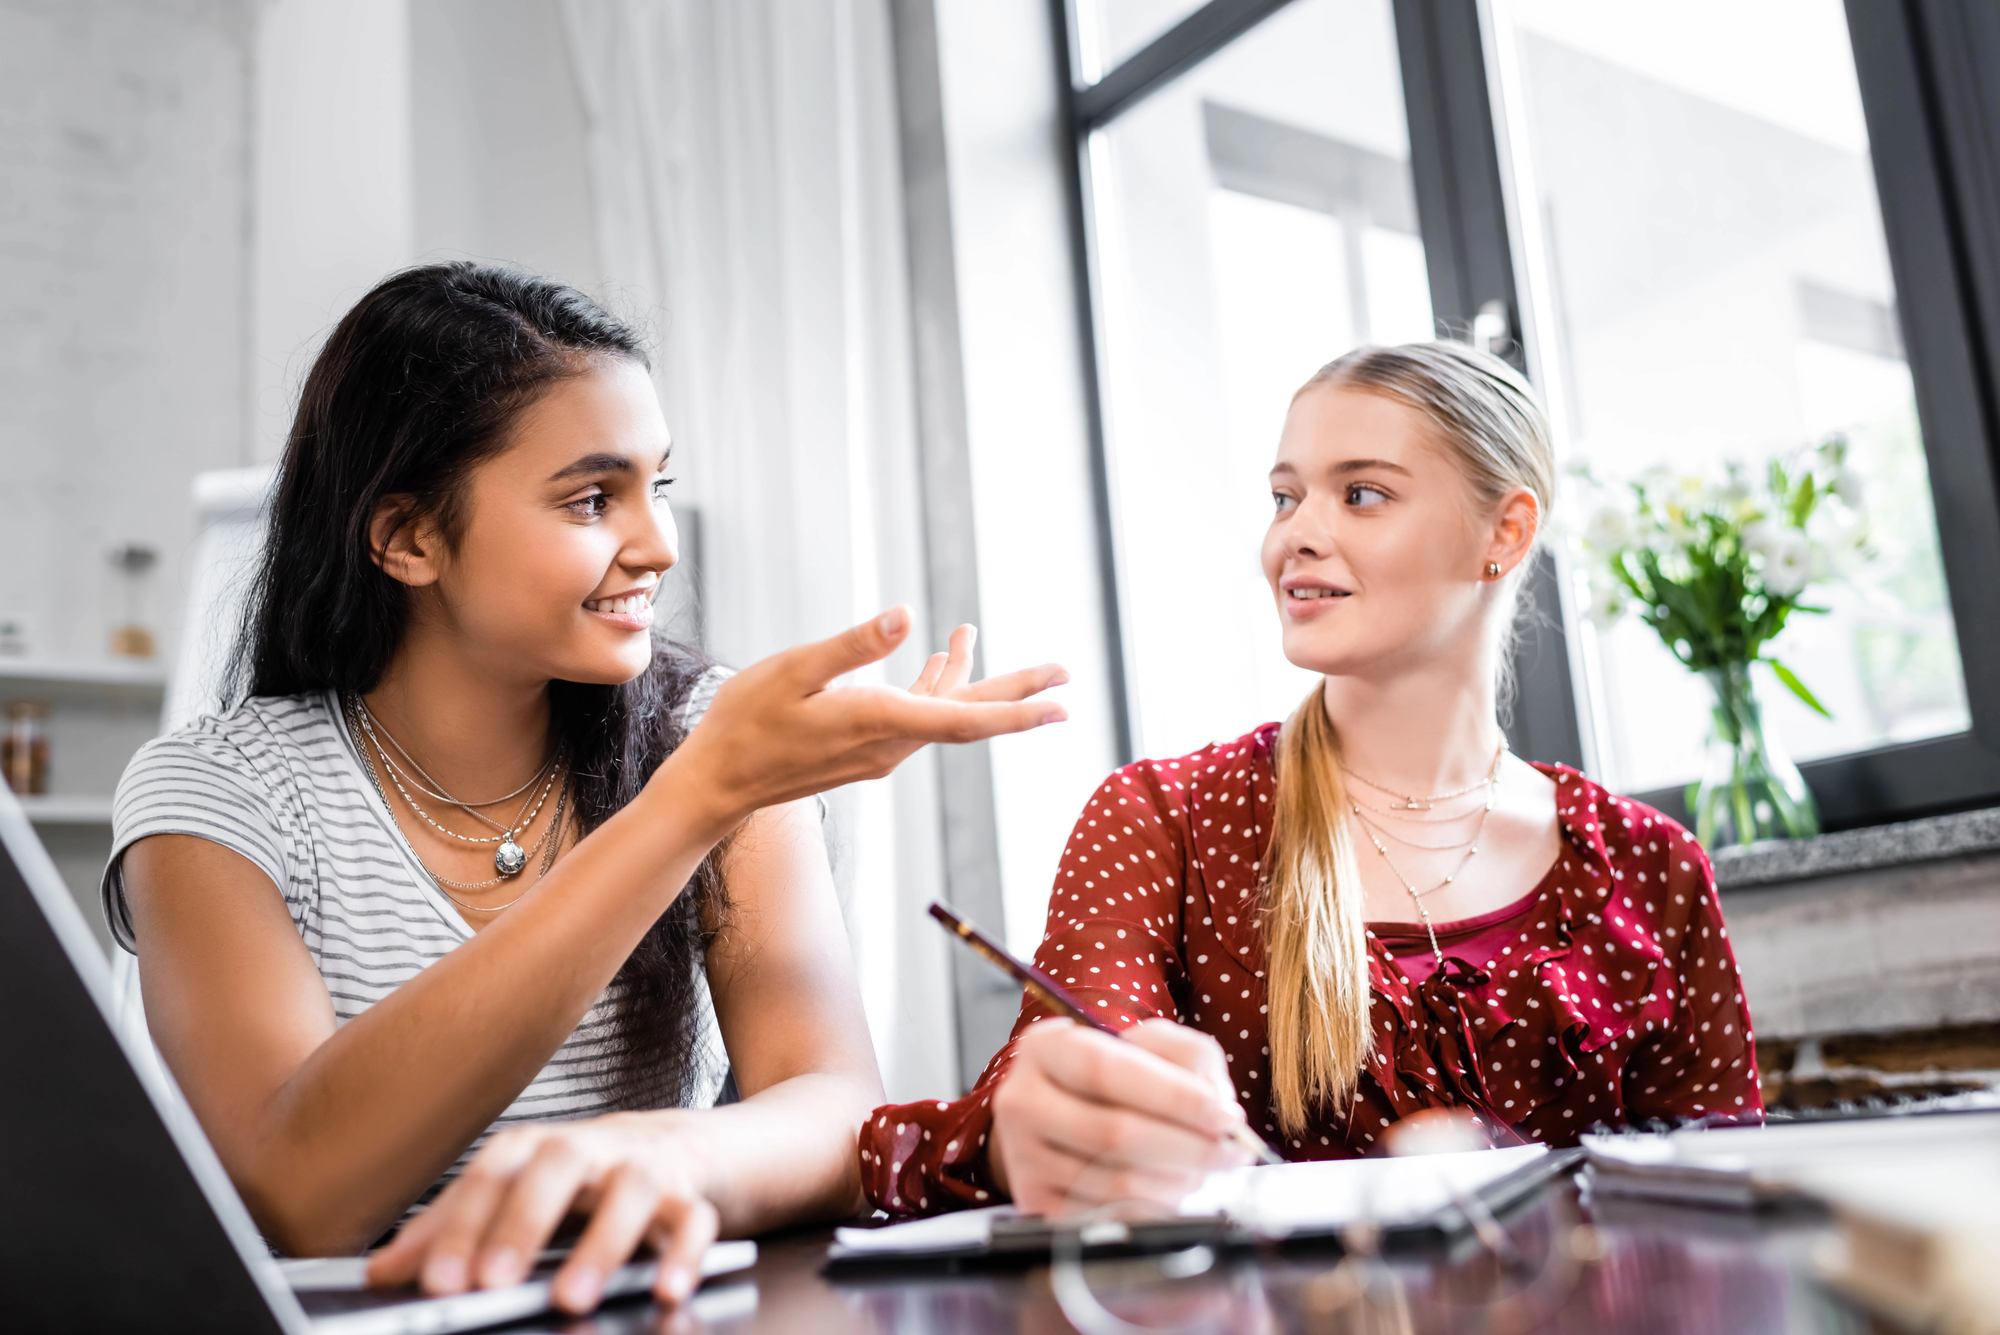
1491, 0, 1971, 794
1085, 0, 1433, 760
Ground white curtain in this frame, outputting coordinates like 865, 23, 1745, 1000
559, 0, 961, 1101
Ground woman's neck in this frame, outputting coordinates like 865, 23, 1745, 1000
1320, 658, 1506, 797
361, 617, 555, 801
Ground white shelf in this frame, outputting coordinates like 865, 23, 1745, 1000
0, 657, 167, 691
15, 794, 116, 824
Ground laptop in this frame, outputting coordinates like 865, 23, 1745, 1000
0, 786, 755, 1333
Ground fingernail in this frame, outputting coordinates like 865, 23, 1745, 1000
423, 1255, 467, 1294
877, 607, 908, 636
663, 1265, 695, 1303
1039, 709, 1067, 726
558, 1265, 602, 1312
1046, 668, 1070, 687
479, 1246, 521, 1288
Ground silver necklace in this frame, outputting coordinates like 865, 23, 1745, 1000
347, 700, 569, 911
1353, 786, 1498, 965
361, 707, 552, 811
352, 700, 560, 875
1346, 743, 1507, 811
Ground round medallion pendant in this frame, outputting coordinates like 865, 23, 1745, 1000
494, 840, 527, 877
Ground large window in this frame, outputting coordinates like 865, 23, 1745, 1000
1086, 0, 1428, 758
1488, 0, 1967, 794
1057, 0, 2000, 827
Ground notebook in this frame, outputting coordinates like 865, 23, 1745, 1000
826, 1143, 1578, 1271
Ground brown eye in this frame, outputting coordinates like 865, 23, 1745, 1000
1346, 484, 1390, 508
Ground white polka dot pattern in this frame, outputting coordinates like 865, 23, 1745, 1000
859, 723, 1762, 1217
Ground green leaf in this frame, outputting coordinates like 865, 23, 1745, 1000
1767, 658, 1832, 718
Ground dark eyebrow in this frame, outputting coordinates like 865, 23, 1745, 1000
547, 450, 673, 484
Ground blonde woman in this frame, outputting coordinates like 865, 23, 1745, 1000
860, 341, 1762, 1217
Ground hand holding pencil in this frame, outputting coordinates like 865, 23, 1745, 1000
929, 902, 1285, 1215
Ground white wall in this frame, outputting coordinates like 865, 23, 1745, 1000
0, 0, 256, 668
410, 0, 601, 290
251, 0, 413, 459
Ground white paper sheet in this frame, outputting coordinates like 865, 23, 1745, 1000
832, 1145, 1548, 1253
832, 1204, 1019, 1254
1181, 1144, 1549, 1237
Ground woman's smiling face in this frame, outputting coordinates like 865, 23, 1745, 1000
418, 357, 680, 687
1261, 383, 1508, 679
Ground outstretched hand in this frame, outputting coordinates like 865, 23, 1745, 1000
666, 608, 1066, 829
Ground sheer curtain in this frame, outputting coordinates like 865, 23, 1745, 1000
559, 0, 960, 1100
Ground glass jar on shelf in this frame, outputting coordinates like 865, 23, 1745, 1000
107, 543, 159, 660
3, 700, 50, 796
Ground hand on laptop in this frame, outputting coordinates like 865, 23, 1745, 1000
365, 1114, 717, 1315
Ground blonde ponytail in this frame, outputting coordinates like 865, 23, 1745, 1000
1261, 339, 1554, 1135
1264, 683, 1374, 1136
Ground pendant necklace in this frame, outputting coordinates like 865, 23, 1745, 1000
346, 697, 570, 912
352, 698, 561, 877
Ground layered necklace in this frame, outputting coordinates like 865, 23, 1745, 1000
1345, 743, 1507, 962
346, 696, 568, 913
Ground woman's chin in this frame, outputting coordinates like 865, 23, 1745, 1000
1280, 631, 1368, 680
551, 640, 655, 686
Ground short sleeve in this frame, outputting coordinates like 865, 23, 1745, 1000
101, 727, 292, 954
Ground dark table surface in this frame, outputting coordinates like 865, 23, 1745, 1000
497, 1180, 1895, 1335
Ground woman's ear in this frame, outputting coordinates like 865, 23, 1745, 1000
369, 497, 443, 588
1485, 487, 1541, 579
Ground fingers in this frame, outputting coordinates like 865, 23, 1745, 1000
401, 1158, 518, 1295
470, 1137, 595, 1290
1126, 1018, 1241, 1110
647, 1194, 720, 1308
945, 662, 1069, 704
782, 606, 912, 689
551, 1162, 662, 1314
910, 651, 950, 697
993, 1035, 1242, 1217
936, 624, 977, 694
1025, 1021, 1244, 1141
366, 1201, 445, 1289
860, 691, 1067, 747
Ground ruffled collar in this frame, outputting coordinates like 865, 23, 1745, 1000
1351, 762, 1676, 1136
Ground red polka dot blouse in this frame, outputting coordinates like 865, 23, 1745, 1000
860, 723, 1763, 1217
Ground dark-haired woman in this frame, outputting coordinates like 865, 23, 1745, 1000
861, 341, 1761, 1219
107, 263, 1066, 1313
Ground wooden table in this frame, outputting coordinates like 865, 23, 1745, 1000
502, 1182, 1894, 1334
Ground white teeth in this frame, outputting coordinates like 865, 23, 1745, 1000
1290, 588, 1340, 600
586, 593, 652, 615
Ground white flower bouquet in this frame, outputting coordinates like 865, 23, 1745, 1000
1572, 437, 1871, 848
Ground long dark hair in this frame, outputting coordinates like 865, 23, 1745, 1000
235, 262, 726, 1111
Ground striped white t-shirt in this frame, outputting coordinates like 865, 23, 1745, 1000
103, 689, 728, 1203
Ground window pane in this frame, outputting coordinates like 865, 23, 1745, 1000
1494, 0, 1971, 793
1089, 0, 1429, 758
1075, 0, 1210, 81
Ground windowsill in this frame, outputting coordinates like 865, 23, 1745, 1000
1712, 806, 2000, 891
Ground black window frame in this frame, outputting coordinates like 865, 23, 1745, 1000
1049, 0, 2000, 832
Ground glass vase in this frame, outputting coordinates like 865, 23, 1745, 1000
1688, 661, 1820, 850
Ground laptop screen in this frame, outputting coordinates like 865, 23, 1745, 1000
0, 792, 295, 1331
